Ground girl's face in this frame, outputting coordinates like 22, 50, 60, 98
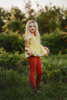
29, 22, 36, 33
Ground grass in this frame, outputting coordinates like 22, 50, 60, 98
0, 53, 67, 100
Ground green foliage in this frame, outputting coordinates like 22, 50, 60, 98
0, 48, 28, 73
41, 54, 67, 83
13, 7, 25, 20
61, 10, 67, 32
36, 6, 63, 34
0, 48, 20, 70
0, 53, 67, 100
41, 29, 67, 54
0, 4, 67, 34
0, 32, 25, 52
36, 6, 67, 34
0, 8, 25, 53
0, 69, 31, 100
2, 8, 25, 34
0, 47, 67, 84
0, 7, 5, 32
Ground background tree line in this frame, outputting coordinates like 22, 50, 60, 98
0, 1, 67, 34
0, 0, 67, 54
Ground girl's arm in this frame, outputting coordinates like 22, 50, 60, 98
44, 46, 50, 55
25, 39, 33, 55
25, 39, 30, 51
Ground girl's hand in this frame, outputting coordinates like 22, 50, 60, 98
27, 48, 33, 56
44, 47, 50, 55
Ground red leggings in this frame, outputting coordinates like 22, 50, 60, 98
28, 56, 43, 89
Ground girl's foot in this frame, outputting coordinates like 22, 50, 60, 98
36, 85, 42, 91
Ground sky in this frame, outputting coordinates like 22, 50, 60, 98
0, 0, 67, 12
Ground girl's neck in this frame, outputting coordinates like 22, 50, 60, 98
31, 32, 35, 34
29, 32, 36, 36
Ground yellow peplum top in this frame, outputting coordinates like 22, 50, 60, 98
24, 33, 47, 58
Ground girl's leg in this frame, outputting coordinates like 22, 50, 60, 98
28, 56, 37, 89
36, 57, 43, 87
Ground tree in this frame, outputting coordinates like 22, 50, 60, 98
36, 5, 64, 34
61, 9, 67, 32
0, 7, 5, 33
24, 0, 36, 21
2, 7, 25, 34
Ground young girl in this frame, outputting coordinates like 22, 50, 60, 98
25, 20, 50, 89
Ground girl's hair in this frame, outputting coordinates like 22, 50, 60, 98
25, 20, 40, 43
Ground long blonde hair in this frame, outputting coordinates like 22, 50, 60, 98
25, 20, 40, 43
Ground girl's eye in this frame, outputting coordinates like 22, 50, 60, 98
29, 25, 36, 28
29, 26, 32, 27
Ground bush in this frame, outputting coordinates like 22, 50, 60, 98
41, 54, 67, 83
0, 48, 20, 70
0, 31, 25, 53
41, 29, 67, 54
0, 48, 28, 73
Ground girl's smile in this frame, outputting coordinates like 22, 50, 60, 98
29, 23, 36, 33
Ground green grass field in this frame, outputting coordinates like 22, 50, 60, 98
0, 53, 67, 100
